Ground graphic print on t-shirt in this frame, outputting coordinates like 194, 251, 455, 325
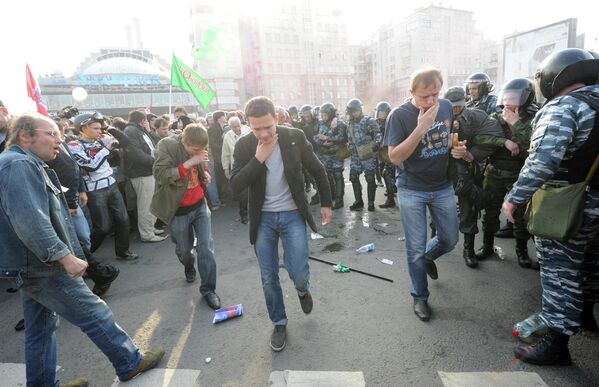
188, 166, 200, 189
419, 119, 451, 159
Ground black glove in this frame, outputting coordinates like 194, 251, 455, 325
372, 142, 380, 152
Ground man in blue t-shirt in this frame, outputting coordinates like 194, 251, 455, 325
383, 67, 462, 322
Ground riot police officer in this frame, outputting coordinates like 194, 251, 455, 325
465, 72, 499, 115
503, 48, 599, 365
288, 105, 299, 125
375, 101, 396, 208
298, 104, 320, 198
313, 103, 348, 210
444, 86, 503, 268
346, 98, 382, 211
477, 78, 539, 268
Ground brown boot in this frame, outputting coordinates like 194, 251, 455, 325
119, 347, 165, 382
61, 378, 89, 387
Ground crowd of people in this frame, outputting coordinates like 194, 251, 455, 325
0, 47, 598, 386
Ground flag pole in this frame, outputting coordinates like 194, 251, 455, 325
169, 84, 172, 118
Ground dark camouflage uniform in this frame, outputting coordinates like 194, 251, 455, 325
348, 115, 381, 176
313, 120, 347, 172
507, 85, 599, 335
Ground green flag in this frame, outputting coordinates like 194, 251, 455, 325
170, 54, 215, 109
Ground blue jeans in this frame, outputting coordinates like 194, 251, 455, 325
254, 210, 310, 325
206, 161, 221, 207
71, 205, 91, 252
169, 200, 217, 295
19, 275, 141, 386
398, 186, 459, 300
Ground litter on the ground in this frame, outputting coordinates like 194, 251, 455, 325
333, 263, 351, 273
311, 232, 324, 239
213, 304, 243, 324
377, 258, 394, 265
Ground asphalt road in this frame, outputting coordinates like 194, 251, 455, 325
1, 180, 598, 386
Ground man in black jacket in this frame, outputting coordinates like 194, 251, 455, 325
124, 110, 167, 242
230, 96, 332, 352
208, 110, 229, 199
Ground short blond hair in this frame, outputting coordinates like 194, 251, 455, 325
181, 123, 208, 147
410, 67, 443, 91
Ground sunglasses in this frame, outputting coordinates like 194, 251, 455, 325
81, 112, 104, 126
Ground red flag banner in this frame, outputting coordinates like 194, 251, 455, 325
25, 64, 49, 116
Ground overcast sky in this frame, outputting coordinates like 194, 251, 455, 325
1, 0, 598, 113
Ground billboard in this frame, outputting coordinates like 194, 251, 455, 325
503, 18, 577, 81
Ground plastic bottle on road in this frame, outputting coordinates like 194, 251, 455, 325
512, 313, 548, 343
356, 243, 375, 254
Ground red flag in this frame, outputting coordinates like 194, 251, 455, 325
25, 64, 49, 116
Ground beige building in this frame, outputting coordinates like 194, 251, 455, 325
355, 5, 498, 106
191, 0, 355, 111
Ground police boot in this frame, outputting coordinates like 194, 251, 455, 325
327, 173, 337, 202
476, 232, 495, 260
516, 238, 532, 268
379, 174, 396, 208
349, 179, 363, 211
495, 221, 514, 238
463, 233, 478, 268
514, 329, 572, 366
332, 175, 345, 210
367, 181, 377, 212
581, 302, 598, 331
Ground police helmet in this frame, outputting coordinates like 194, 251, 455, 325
346, 98, 363, 114
535, 48, 599, 100
497, 78, 535, 110
288, 105, 299, 115
299, 104, 313, 116
465, 72, 494, 96
320, 102, 336, 121
374, 101, 391, 120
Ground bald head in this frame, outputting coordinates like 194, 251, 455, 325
228, 116, 241, 135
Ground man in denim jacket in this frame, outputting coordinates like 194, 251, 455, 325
0, 113, 163, 386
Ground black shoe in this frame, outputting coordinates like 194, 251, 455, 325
299, 291, 313, 314
476, 232, 495, 261
240, 214, 248, 224
116, 250, 139, 260
185, 265, 196, 283
309, 194, 320, 205
463, 248, 478, 268
495, 222, 514, 238
413, 299, 431, 321
270, 325, 287, 352
463, 233, 478, 268
204, 292, 221, 310
368, 202, 375, 211
425, 260, 438, 280
349, 200, 364, 211
14, 318, 25, 331
514, 329, 572, 366
379, 196, 396, 209
92, 267, 120, 298
516, 238, 532, 268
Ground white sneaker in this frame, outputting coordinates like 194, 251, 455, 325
154, 228, 165, 235
141, 234, 168, 243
